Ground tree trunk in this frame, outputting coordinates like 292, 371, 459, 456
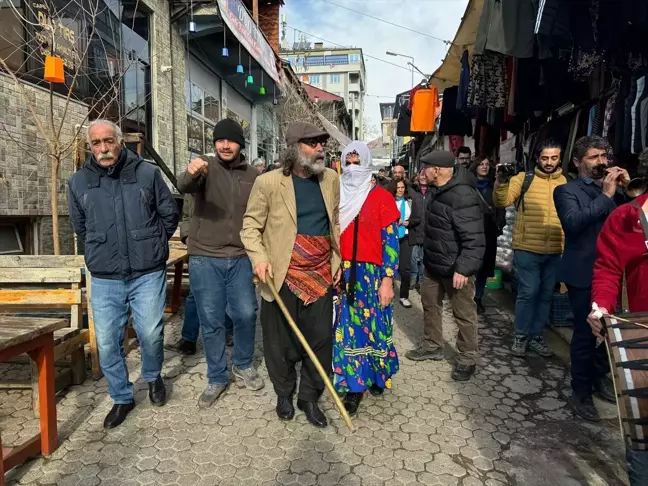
50, 154, 61, 255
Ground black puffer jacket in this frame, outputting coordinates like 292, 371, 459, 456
423, 166, 485, 278
68, 149, 179, 280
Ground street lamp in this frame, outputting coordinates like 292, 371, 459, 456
386, 50, 414, 87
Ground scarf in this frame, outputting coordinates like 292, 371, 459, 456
339, 141, 374, 233
397, 197, 407, 239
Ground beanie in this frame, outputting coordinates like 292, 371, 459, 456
212, 118, 246, 147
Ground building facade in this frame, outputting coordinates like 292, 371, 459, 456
0, 0, 283, 255
281, 40, 366, 140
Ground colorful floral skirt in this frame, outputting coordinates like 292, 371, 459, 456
333, 262, 399, 393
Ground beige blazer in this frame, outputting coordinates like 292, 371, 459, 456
241, 168, 341, 302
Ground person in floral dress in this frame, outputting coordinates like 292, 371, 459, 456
334, 141, 401, 416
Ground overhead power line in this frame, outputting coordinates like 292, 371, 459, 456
318, 0, 451, 44
279, 23, 419, 74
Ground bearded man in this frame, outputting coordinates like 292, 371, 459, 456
68, 120, 179, 428
241, 122, 341, 428
178, 118, 263, 409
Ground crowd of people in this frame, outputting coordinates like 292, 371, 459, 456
68, 117, 648, 482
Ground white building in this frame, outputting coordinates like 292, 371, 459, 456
281, 38, 366, 140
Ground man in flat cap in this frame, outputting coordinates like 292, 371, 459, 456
405, 150, 485, 382
241, 122, 341, 428
178, 118, 264, 409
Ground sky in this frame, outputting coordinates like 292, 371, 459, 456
280, 0, 470, 139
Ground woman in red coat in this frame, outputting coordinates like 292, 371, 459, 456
588, 192, 648, 486
588, 192, 648, 327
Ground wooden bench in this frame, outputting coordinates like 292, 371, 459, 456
0, 256, 98, 412
1, 317, 65, 478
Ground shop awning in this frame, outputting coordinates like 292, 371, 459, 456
430, 0, 484, 91
317, 113, 352, 147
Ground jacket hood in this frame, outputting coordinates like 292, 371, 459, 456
437, 165, 477, 194
86, 148, 142, 177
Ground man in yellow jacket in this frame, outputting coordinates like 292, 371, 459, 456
494, 140, 567, 358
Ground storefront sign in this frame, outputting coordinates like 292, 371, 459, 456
31, 1, 78, 70
216, 0, 280, 84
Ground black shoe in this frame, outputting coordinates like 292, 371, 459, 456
414, 283, 421, 292
103, 402, 135, 429
148, 375, 167, 406
276, 396, 295, 420
343, 392, 363, 417
165, 338, 196, 355
570, 393, 600, 422
369, 384, 384, 397
475, 298, 486, 314
297, 399, 328, 428
594, 376, 616, 404
452, 364, 476, 382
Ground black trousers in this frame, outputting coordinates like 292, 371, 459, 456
399, 237, 413, 299
568, 285, 610, 396
261, 285, 333, 402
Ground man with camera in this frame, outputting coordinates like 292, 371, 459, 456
494, 140, 567, 359
554, 135, 629, 422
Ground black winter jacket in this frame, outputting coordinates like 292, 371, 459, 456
408, 189, 427, 246
68, 149, 179, 280
423, 166, 485, 278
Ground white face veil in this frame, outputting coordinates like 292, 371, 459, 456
339, 141, 374, 234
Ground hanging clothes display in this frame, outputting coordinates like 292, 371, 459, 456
632, 75, 648, 154
474, 0, 537, 59
457, 50, 470, 111
394, 90, 412, 137
410, 86, 439, 133
468, 50, 507, 109
439, 86, 473, 137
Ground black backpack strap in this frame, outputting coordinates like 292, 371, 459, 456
515, 172, 535, 212
630, 200, 648, 245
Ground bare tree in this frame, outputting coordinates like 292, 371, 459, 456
0, 0, 148, 254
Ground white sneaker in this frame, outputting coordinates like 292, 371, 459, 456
400, 298, 412, 308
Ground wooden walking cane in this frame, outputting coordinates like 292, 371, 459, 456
253, 276, 355, 433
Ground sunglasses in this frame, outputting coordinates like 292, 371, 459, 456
301, 138, 327, 148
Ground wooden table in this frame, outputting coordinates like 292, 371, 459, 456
0, 317, 67, 479
165, 248, 188, 314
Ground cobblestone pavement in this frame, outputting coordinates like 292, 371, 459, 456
1, 289, 629, 486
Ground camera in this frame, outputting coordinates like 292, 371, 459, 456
497, 164, 517, 178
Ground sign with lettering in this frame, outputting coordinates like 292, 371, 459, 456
30, 1, 78, 71
216, 0, 280, 84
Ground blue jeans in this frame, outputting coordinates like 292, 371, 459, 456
182, 290, 233, 343
189, 255, 257, 386
411, 244, 424, 286
628, 447, 648, 485
475, 273, 488, 300
513, 250, 560, 337
91, 270, 166, 404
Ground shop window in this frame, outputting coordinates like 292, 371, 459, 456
120, 2, 152, 141
0, 224, 24, 254
325, 54, 347, 65
329, 74, 340, 84
187, 115, 204, 155
0, 0, 25, 72
187, 82, 202, 114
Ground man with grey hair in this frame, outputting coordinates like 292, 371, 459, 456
251, 157, 266, 173
68, 119, 179, 429
241, 121, 341, 428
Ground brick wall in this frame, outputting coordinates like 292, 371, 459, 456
258, 3, 281, 53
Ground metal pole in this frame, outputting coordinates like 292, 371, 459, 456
351, 94, 356, 140
411, 57, 414, 87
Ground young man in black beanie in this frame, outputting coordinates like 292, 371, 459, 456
178, 118, 264, 408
